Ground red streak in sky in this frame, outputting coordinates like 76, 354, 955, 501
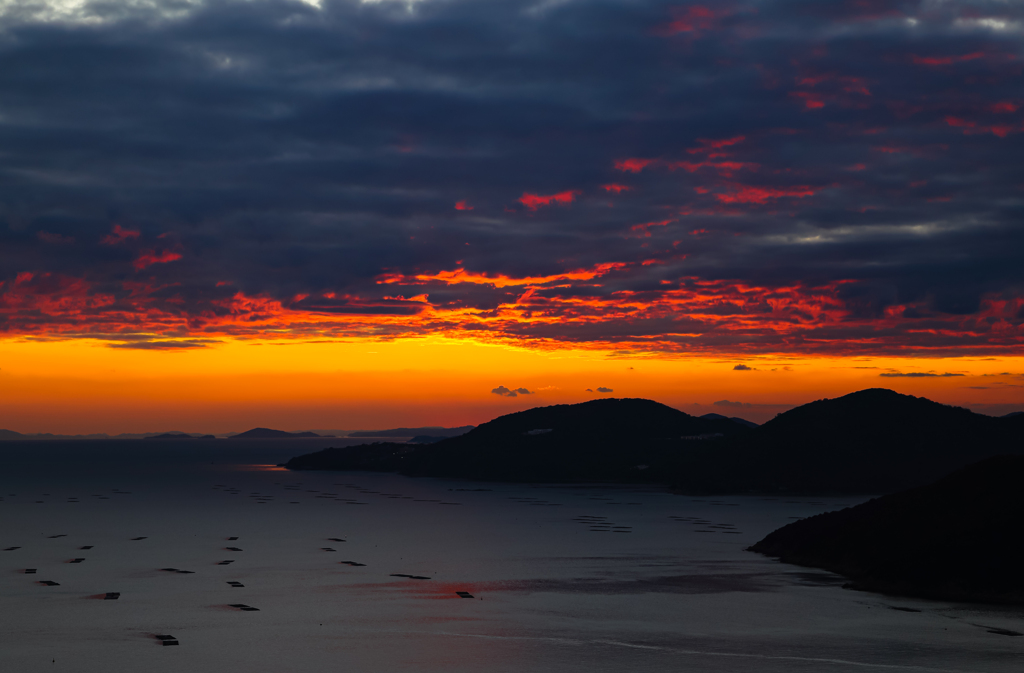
602, 184, 632, 193
911, 52, 984, 66
715, 185, 820, 204
614, 158, 655, 173
519, 190, 579, 210
133, 250, 182, 271
101, 225, 141, 245
454, 200, 473, 210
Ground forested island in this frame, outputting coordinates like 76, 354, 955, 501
285, 389, 1024, 494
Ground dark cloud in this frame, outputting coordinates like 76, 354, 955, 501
491, 385, 532, 397
0, 0, 1021, 354
733, 365, 753, 371
596, 387, 613, 393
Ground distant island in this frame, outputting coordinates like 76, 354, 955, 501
146, 433, 217, 440
285, 389, 1024, 494
749, 455, 1024, 604
228, 428, 329, 440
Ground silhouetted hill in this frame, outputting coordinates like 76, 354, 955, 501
287, 389, 1023, 493
230, 428, 324, 439
347, 426, 474, 438
287, 398, 749, 482
699, 413, 759, 428
749, 455, 1024, 604
0, 429, 25, 440
671, 388, 1024, 494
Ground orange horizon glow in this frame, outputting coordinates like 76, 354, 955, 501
1, 336, 1021, 435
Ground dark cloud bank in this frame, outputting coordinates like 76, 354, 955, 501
0, 0, 1021, 354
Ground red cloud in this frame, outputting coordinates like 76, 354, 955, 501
629, 219, 673, 237
519, 190, 579, 210
715, 185, 821, 204
655, 5, 717, 36
911, 52, 984, 66
789, 91, 825, 109
614, 158, 655, 173
945, 116, 1022, 139
602, 184, 632, 193
101, 225, 141, 245
990, 102, 1019, 114
455, 200, 473, 210
133, 250, 182, 271
687, 135, 745, 154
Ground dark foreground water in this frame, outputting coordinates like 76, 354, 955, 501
1, 439, 1022, 672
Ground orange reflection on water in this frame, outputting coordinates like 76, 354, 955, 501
229, 464, 290, 472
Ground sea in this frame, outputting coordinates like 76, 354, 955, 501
1, 439, 1021, 672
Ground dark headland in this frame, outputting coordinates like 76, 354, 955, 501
749, 455, 1024, 605
285, 389, 1023, 494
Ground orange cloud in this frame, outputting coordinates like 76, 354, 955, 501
378, 262, 626, 288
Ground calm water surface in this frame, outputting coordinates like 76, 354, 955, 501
1, 440, 1021, 672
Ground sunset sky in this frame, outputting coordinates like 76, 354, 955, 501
1, 0, 1022, 433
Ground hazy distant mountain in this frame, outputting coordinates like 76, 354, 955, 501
287, 398, 751, 481
287, 389, 1024, 494
229, 428, 325, 439
698, 413, 759, 428
750, 455, 1024, 604
347, 426, 474, 438
0, 429, 25, 439
145, 432, 217, 440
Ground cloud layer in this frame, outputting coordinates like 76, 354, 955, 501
1, 0, 1022, 354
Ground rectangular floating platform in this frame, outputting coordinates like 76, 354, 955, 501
104, 592, 120, 600
321, 548, 336, 552
227, 582, 244, 587
39, 581, 60, 586
25, 569, 36, 574
131, 537, 147, 541
226, 547, 243, 551
80, 546, 93, 550
340, 561, 366, 566
227, 537, 239, 540
3, 547, 20, 551
217, 561, 234, 565
48, 534, 67, 538
155, 635, 179, 646
327, 538, 345, 542
229, 604, 260, 611
391, 574, 432, 580
70, 558, 86, 563
456, 591, 474, 598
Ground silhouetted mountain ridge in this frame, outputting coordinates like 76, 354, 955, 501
286, 389, 1023, 494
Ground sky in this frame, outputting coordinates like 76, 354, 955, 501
0, 0, 1022, 433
